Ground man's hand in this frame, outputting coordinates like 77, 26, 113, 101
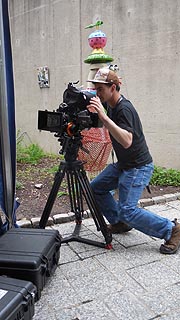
87, 97, 107, 122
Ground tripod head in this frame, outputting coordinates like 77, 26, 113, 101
55, 130, 87, 162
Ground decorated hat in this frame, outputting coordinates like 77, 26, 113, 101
88, 67, 120, 86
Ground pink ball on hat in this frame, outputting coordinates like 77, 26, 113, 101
88, 30, 107, 49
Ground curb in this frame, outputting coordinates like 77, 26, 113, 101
17, 192, 180, 228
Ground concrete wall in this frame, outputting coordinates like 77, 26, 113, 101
9, 0, 180, 168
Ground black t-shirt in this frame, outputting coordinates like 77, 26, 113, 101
107, 95, 152, 169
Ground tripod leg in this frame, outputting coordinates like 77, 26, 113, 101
39, 164, 66, 228
66, 170, 84, 223
75, 167, 112, 245
73, 172, 84, 222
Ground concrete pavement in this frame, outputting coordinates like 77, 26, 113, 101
33, 198, 180, 320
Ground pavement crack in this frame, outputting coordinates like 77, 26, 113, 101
127, 259, 161, 270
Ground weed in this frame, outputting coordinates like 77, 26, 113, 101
47, 165, 59, 174
57, 191, 69, 197
16, 181, 24, 190
17, 143, 45, 164
150, 166, 180, 186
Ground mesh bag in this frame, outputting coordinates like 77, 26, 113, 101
78, 127, 112, 171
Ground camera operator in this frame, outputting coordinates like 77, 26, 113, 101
88, 67, 180, 254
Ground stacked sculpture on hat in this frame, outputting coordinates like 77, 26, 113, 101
78, 21, 115, 172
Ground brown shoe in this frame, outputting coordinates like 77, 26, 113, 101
160, 219, 180, 254
107, 221, 132, 234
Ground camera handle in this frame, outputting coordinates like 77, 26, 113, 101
38, 140, 112, 249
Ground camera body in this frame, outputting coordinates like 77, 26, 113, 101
38, 82, 102, 137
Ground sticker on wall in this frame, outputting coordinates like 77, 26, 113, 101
37, 66, 50, 88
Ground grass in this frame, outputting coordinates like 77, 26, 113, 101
16, 143, 46, 164
16, 180, 24, 190
16, 141, 180, 187
57, 191, 69, 197
150, 166, 180, 186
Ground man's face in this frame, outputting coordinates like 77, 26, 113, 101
94, 83, 113, 103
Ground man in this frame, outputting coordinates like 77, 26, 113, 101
88, 66, 180, 254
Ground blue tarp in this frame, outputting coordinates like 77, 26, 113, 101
0, 0, 19, 234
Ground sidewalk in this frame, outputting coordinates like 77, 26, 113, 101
33, 199, 180, 320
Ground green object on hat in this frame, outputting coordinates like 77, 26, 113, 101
84, 53, 113, 64
85, 20, 103, 29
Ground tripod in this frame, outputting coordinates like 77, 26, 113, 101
39, 134, 112, 249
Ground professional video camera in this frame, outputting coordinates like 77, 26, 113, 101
38, 82, 112, 249
38, 82, 101, 137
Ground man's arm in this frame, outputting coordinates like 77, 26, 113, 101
88, 97, 132, 149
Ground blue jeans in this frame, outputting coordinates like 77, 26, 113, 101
91, 162, 172, 241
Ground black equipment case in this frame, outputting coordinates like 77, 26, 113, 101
0, 228, 61, 300
0, 276, 36, 320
